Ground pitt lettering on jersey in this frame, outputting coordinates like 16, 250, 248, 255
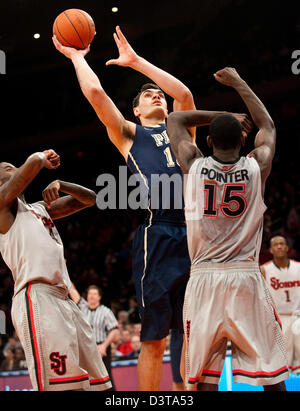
50, 352, 67, 376
270, 277, 300, 290
201, 167, 249, 183
151, 130, 170, 146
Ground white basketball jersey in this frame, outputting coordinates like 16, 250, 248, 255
263, 260, 300, 315
184, 155, 266, 264
0, 198, 71, 296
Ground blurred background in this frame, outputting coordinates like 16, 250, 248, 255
0, 0, 299, 383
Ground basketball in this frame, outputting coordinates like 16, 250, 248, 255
53, 9, 95, 50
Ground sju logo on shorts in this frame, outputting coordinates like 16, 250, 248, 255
50, 352, 67, 376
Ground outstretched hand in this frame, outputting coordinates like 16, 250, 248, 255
106, 26, 138, 67
52, 35, 90, 59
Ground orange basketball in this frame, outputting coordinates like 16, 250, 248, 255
53, 9, 95, 50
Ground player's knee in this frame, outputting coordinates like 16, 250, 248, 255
142, 339, 166, 358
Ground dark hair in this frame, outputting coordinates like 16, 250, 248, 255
209, 114, 242, 150
132, 83, 164, 109
87, 285, 102, 297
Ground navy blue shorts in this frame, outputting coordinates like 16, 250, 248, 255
132, 220, 190, 342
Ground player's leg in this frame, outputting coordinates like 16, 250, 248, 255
280, 314, 293, 371
229, 266, 289, 388
168, 241, 190, 391
132, 223, 183, 390
197, 382, 218, 391
137, 338, 167, 391
12, 283, 102, 391
263, 382, 286, 391
183, 268, 227, 391
291, 312, 300, 374
69, 298, 112, 391
170, 329, 184, 391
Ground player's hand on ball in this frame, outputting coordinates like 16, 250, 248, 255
214, 67, 243, 87
42, 180, 61, 208
106, 26, 138, 67
43, 150, 60, 169
52, 35, 90, 59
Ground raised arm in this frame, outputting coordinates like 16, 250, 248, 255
41, 180, 97, 220
52, 36, 135, 160
0, 150, 59, 209
106, 26, 196, 137
106, 27, 195, 111
214, 68, 276, 189
0, 150, 60, 234
167, 110, 252, 174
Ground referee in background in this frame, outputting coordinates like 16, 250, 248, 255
70, 284, 120, 390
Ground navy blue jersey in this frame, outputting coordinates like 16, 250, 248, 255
127, 123, 185, 223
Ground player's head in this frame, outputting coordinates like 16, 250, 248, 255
207, 114, 244, 151
133, 83, 168, 124
269, 236, 289, 259
86, 285, 102, 306
0, 162, 17, 186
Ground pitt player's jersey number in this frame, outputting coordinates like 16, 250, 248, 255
151, 131, 179, 168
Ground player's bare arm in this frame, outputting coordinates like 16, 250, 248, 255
106, 26, 196, 138
69, 282, 81, 304
214, 67, 276, 190
0, 150, 60, 234
52, 35, 135, 160
106, 26, 195, 111
41, 180, 96, 220
260, 265, 266, 280
167, 110, 252, 174
98, 329, 120, 357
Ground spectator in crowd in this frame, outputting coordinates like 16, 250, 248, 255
127, 296, 140, 324
111, 341, 124, 360
117, 311, 129, 330
118, 330, 133, 356
132, 323, 141, 338
3, 334, 22, 357
0, 336, 5, 365
127, 335, 141, 358
14, 347, 27, 370
0, 348, 16, 371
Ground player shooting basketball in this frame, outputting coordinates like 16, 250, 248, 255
167, 67, 289, 391
53, 27, 251, 391
0, 150, 112, 391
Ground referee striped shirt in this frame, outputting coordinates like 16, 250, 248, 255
78, 298, 119, 344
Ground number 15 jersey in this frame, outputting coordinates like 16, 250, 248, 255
184, 155, 266, 264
